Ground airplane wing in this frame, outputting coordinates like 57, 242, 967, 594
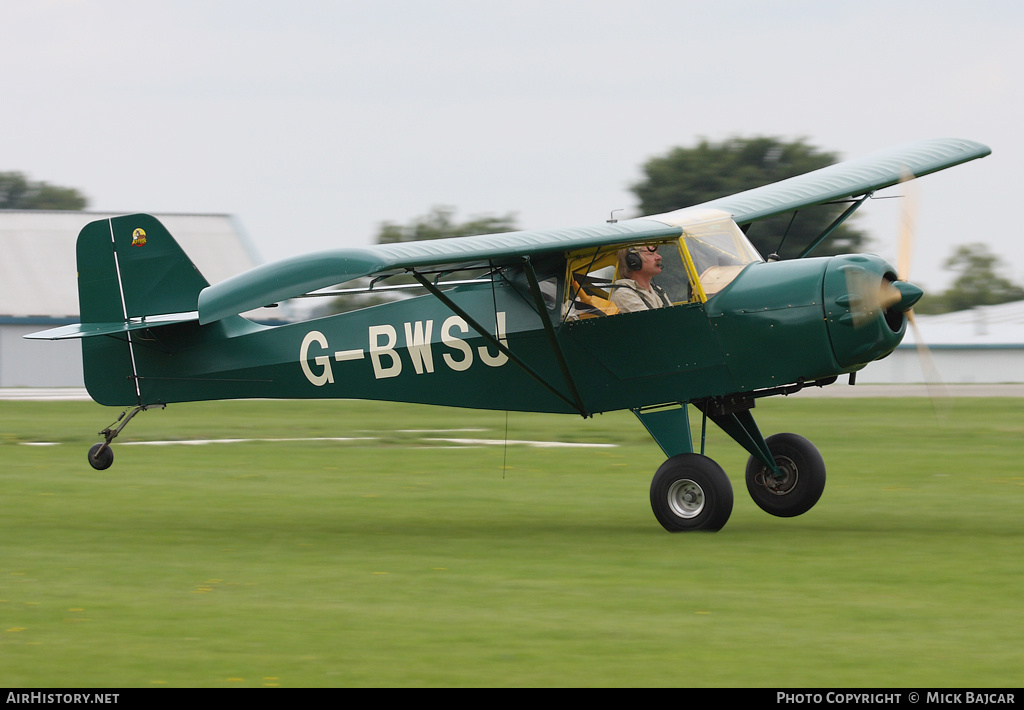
198, 137, 990, 325
651, 137, 991, 226
198, 220, 682, 324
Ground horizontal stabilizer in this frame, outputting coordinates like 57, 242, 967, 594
24, 312, 200, 340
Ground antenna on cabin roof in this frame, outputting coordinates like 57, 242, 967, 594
607, 209, 623, 224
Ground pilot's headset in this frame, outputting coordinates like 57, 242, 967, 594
624, 245, 656, 274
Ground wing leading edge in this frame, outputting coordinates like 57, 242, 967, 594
647, 137, 991, 227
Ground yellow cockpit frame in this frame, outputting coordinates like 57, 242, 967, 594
561, 211, 762, 319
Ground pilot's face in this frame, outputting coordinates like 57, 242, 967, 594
636, 248, 663, 277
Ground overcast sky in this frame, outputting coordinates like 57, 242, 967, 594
3, 0, 1019, 291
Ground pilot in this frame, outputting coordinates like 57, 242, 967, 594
611, 245, 672, 313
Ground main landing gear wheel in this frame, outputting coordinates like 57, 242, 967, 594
745, 433, 826, 518
650, 453, 734, 532
88, 443, 114, 471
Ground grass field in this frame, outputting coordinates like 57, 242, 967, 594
1, 396, 1021, 687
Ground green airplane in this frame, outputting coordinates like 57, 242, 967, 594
27, 137, 991, 532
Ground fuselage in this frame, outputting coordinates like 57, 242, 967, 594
86, 249, 911, 414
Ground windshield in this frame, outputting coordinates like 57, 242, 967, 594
682, 217, 762, 297
559, 215, 763, 320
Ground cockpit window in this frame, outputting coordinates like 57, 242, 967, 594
559, 216, 760, 320
649, 242, 691, 304
682, 217, 763, 298
563, 251, 623, 320
562, 241, 686, 321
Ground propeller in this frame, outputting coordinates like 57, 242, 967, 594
842, 169, 949, 410
845, 269, 915, 328
846, 169, 923, 326
886, 170, 951, 409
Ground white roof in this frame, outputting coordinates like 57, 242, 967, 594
904, 300, 1024, 347
0, 211, 260, 318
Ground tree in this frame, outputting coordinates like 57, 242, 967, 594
631, 137, 867, 259
375, 205, 518, 244
915, 243, 1024, 314
0, 172, 88, 210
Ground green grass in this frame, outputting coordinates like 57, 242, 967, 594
1, 397, 1021, 687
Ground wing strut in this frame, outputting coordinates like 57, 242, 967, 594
796, 193, 871, 259
407, 269, 590, 417
520, 258, 589, 416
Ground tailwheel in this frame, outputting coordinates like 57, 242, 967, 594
745, 433, 826, 518
85, 403, 166, 470
88, 443, 114, 471
650, 453, 734, 532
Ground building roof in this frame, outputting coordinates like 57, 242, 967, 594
905, 300, 1024, 348
0, 211, 260, 318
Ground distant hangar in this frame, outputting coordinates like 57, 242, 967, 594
858, 299, 1024, 385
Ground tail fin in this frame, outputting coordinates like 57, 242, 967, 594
27, 214, 267, 407
78, 214, 210, 405
77, 214, 209, 324
22, 214, 207, 406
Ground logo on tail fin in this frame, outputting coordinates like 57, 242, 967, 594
131, 228, 147, 247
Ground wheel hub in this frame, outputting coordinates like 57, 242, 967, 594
666, 478, 705, 519
758, 455, 799, 495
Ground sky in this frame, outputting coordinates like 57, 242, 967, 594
3, 0, 1020, 292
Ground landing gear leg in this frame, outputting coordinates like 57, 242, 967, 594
695, 398, 826, 518
88, 404, 165, 470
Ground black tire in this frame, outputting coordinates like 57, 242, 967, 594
88, 443, 114, 471
650, 454, 734, 532
745, 433, 825, 518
